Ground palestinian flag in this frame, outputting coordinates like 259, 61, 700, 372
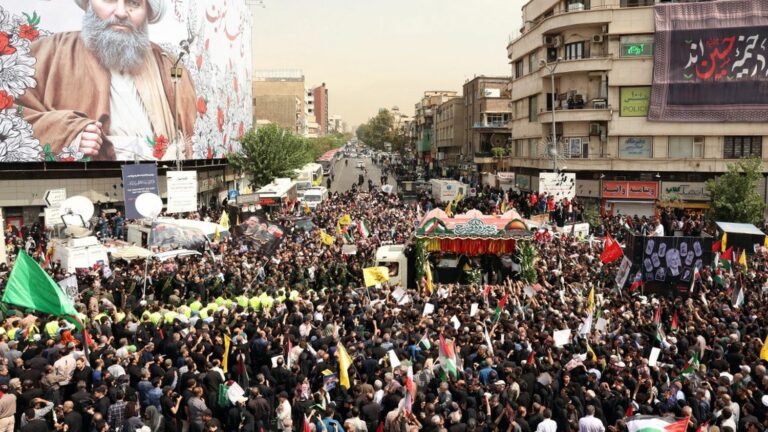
342, 226, 353, 243
419, 331, 431, 350
493, 293, 508, 322
484, 285, 492, 305
720, 247, 733, 270
358, 220, 370, 239
713, 268, 724, 287
689, 267, 700, 292
627, 416, 690, 432
438, 335, 458, 378
629, 273, 643, 292
681, 352, 699, 376
732, 285, 745, 308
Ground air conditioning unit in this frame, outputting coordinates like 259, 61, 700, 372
552, 36, 563, 47
543, 35, 556, 46
589, 122, 603, 136
591, 34, 604, 43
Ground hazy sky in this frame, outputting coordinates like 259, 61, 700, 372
251, 0, 524, 130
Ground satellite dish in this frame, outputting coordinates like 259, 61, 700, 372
135, 193, 163, 219
60, 196, 94, 227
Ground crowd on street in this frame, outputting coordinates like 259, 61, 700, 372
0, 159, 766, 432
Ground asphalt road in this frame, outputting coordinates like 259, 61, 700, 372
329, 156, 395, 194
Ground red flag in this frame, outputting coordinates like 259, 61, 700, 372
696, 422, 709, 432
625, 403, 634, 417
600, 233, 623, 264
722, 246, 733, 261
711, 240, 721, 252
302, 416, 312, 432
671, 311, 678, 331
629, 273, 643, 292
664, 417, 690, 432
653, 303, 662, 325
527, 350, 535, 365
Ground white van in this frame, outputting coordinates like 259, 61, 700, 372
50, 232, 110, 273
303, 187, 328, 209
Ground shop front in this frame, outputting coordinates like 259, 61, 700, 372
657, 181, 710, 212
601, 180, 659, 218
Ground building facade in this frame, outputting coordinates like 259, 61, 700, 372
435, 98, 466, 170
463, 77, 513, 176
506, 0, 768, 216
252, 69, 306, 134
414, 91, 459, 163
312, 83, 329, 136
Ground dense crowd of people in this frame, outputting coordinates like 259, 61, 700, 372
0, 158, 765, 432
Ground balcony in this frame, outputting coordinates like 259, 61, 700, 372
473, 121, 511, 129
538, 93, 612, 122
541, 54, 613, 76
474, 151, 496, 164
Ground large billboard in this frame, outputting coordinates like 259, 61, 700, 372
0, 0, 252, 162
649, 0, 768, 122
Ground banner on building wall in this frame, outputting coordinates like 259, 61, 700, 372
166, 171, 198, 214
538, 173, 576, 200
0, 0, 252, 162
601, 181, 659, 200
649, 0, 768, 122
122, 164, 159, 220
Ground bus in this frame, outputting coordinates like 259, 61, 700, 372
316, 148, 341, 176
293, 163, 324, 200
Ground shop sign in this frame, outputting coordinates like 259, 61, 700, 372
602, 181, 658, 199
660, 182, 709, 201
620, 87, 651, 117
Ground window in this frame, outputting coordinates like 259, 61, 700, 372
528, 52, 538, 73
564, 42, 585, 60
668, 136, 704, 158
566, 137, 589, 158
621, 0, 655, 6
620, 35, 654, 57
528, 139, 538, 157
515, 140, 524, 157
528, 96, 538, 122
486, 113, 509, 125
515, 60, 524, 79
547, 47, 558, 63
619, 137, 653, 158
724, 136, 762, 158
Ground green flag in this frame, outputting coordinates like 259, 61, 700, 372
2, 252, 80, 328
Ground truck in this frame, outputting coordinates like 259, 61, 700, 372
430, 179, 468, 204
127, 218, 230, 251
302, 187, 328, 209
374, 244, 466, 289
49, 227, 110, 273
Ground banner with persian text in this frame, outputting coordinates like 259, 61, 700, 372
649, 0, 768, 122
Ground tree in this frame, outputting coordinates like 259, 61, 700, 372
705, 157, 766, 224
356, 109, 409, 152
306, 132, 350, 160
228, 124, 313, 188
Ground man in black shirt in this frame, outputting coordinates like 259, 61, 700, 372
20, 408, 47, 432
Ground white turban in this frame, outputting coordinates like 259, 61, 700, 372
75, 0, 167, 24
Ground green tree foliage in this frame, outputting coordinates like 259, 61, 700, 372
705, 157, 766, 225
228, 124, 313, 188
306, 132, 351, 160
356, 109, 409, 153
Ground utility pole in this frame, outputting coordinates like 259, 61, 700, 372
540, 57, 562, 173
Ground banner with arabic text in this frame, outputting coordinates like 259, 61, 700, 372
649, 0, 768, 122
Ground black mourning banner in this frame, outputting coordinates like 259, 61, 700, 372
626, 234, 713, 286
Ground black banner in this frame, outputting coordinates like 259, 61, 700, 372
626, 233, 712, 286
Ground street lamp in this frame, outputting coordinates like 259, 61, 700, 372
540, 57, 562, 173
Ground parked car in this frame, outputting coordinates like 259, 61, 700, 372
356, 161, 365, 169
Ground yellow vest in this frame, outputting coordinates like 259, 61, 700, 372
149, 312, 162, 325
178, 306, 192, 318
249, 296, 261, 310
190, 301, 203, 312
164, 312, 178, 324
45, 321, 59, 338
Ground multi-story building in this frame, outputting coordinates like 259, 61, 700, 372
506, 0, 768, 216
312, 83, 329, 136
414, 91, 459, 163
252, 69, 306, 134
463, 77, 513, 178
435, 98, 466, 172
329, 115, 345, 134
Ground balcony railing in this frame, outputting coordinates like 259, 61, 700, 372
473, 121, 510, 129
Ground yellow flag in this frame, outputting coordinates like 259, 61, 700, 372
424, 261, 433, 294
587, 342, 597, 362
222, 335, 231, 372
336, 221, 342, 235
319, 229, 335, 246
761, 335, 768, 361
586, 287, 595, 312
722, 233, 727, 252
337, 342, 353, 389
236, 213, 240, 226
338, 214, 352, 226
304, 201, 311, 215
214, 225, 220, 242
764, 235, 767, 248
455, 191, 463, 202
445, 201, 453, 217
219, 211, 230, 230
363, 266, 390, 287
501, 200, 507, 214
739, 250, 748, 270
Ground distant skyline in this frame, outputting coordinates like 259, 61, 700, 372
251, 0, 524, 130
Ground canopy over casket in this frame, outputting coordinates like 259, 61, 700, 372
111, 245, 153, 261
415, 209, 533, 255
